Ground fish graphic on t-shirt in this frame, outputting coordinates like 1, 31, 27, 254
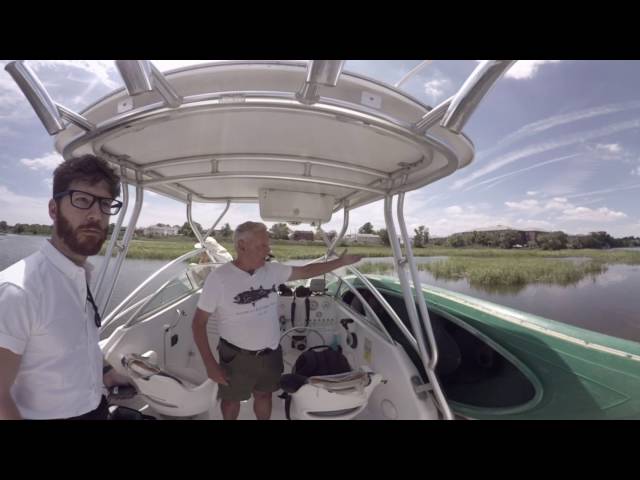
233, 284, 277, 306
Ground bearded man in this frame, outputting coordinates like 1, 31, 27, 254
0, 154, 124, 420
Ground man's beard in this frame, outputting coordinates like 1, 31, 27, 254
56, 212, 108, 256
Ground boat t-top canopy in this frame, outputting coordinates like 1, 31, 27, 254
6, 60, 514, 219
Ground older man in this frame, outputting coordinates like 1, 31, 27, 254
192, 221, 361, 420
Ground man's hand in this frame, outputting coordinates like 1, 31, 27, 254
103, 368, 133, 388
207, 364, 230, 386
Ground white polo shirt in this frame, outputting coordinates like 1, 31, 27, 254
0, 240, 103, 419
197, 262, 292, 351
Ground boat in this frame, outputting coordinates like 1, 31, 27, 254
6, 59, 640, 419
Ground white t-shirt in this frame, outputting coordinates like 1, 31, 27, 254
197, 261, 292, 350
0, 240, 103, 419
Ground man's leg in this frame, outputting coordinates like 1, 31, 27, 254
221, 399, 241, 420
217, 341, 248, 420
252, 347, 283, 420
252, 390, 272, 420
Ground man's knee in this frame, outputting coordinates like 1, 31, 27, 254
253, 390, 272, 401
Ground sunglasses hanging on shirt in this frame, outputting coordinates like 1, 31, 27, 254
86, 283, 102, 328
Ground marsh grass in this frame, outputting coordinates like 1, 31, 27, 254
356, 255, 620, 293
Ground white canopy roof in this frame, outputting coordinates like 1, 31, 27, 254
52, 61, 479, 212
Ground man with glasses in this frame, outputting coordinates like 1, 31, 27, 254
0, 154, 126, 420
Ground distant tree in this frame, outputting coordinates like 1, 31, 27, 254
413, 225, 429, 248
313, 227, 336, 242
498, 230, 521, 249
475, 231, 491, 247
291, 230, 315, 241
178, 221, 202, 237
358, 222, 375, 234
269, 223, 291, 240
617, 236, 640, 247
220, 223, 233, 238
537, 231, 568, 250
0, 220, 7, 231
430, 237, 446, 246
589, 231, 616, 249
377, 228, 390, 246
447, 234, 466, 248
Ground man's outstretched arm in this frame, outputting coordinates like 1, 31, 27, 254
288, 251, 362, 281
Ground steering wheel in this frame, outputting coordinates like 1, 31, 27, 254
279, 327, 327, 369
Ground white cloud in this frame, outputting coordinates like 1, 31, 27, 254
526, 191, 538, 196
513, 218, 555, 231
588, 142, 633, 163
503, 196, 627, 226
423, 77, 452, 103
596, 143, 622, 154
546, 197, 570, 210
632, 166, 640, 176
20, 152, 63, 171
504, 60, 561, 80
444, 205, 464, 215
28, 60, 119, 90
505, 199, 542, 213
559, 206, 627, 222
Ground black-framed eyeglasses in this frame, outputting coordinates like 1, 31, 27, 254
53, 189, 123, 216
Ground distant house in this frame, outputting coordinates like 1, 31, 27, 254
291, 230, 315, 241
345, 233, 382, 245
143, 224, 179, 236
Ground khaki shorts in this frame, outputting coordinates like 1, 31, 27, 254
217, 339, 284, 401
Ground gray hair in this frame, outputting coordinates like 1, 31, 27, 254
233, 221, 268, 250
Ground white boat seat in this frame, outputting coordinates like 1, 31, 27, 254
280, 346, 383, 420
122, 351, 216, 417
307, 370, 372, 392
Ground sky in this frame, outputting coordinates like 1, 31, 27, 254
1, 60, 639, 238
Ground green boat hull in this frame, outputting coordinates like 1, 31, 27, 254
341, 275, 640, 420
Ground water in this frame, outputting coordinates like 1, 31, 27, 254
2, 235, 640, 342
